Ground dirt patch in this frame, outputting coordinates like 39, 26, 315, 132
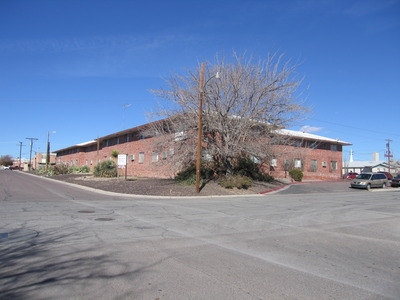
50, 174, 287, 197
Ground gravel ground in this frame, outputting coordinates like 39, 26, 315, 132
49, 174, 287, 197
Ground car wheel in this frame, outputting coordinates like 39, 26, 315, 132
367, 183, 371, 191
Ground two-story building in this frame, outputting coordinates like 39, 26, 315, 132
54, 120, 351, 180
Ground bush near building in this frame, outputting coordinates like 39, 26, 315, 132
289, 169, 303, 182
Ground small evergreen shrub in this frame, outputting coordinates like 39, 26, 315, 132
175, 164, 214, 185
218, 175, 253, 189
289, 169, 303, 182
69, 165, 91, 173
233, 157, 274, 182
52, 164, 71, 175
93, 160, 117, 177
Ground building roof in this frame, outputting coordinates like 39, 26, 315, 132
343, 161, 388, 168
54, 120, 352, 153
277, 129, 352, 146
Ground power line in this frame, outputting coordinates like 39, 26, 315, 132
306, 118, 400, 139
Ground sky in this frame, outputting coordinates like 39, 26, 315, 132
1, 0, 399, 163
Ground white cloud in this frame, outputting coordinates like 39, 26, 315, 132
299, 125, 322, 133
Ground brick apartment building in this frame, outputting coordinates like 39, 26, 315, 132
54, 120, 351, 181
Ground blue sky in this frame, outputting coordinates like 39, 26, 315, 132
1, 0, 399, 163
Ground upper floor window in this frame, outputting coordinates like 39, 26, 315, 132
294, 140, 302, 147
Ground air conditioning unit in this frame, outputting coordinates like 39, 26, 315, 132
130, 154, 135, 161
322, 161, 327, 167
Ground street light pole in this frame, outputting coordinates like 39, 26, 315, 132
195, 63, 205, 193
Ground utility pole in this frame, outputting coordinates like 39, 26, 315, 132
26, 137, 38, 171
385, 139, 393, 173
18, 141, 24, 170
195, 62, 205, 193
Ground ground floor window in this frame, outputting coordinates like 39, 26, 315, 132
310, 159, 317, 172
152, 152, 159, 162
139, 152, 145, 163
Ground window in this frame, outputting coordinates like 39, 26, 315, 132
162, 152, 168, 159
139, 152, 144, 163
294, 159, 302, 168
174, 131, 187, 141
283, 159, 291, 171
310, 160, 317, 172
152, 152, 159, 162
270, 158, 277, 167
330, 144, 337, 151
202, 150, 213, 162
250, 155, 260, 164
169, 148, 174, 156
330, 161, 337, 170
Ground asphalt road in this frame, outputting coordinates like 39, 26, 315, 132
1, 170, 400, 299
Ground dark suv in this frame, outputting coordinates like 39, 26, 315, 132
391, 175, 400, 187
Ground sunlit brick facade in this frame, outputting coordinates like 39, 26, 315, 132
54, 121, 351, 180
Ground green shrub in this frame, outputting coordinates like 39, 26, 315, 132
93, 160, 117, 178
175, 164, 214, 185
69, 165, 91, 173
218, 174, 253, 189
233, 157, 274, 182
289, 169, 303, 182
52, 164, 71, 175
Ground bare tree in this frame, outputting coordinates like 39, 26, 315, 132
0, 155, 13, 167
148, 52, 309, 175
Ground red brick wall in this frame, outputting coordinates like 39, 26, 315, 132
56, 135, 345, 181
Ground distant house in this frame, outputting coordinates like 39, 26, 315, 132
342, 151, 399, 175
54, 119, 351, 180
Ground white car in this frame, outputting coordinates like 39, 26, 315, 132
3, 166, 10, 170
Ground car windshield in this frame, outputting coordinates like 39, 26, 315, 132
357, 173, 372, 180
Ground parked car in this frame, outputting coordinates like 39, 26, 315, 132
390, 175, 400, 187
350, 172, 388, 190
343, 172, 358, 179
377, 171, 393, 180
2, 166, 10, 170
9, 165, 22, 170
